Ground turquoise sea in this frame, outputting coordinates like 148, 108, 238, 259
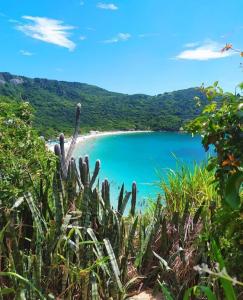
73, 132, 207, 208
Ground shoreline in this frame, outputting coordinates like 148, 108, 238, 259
47, 130, 152, 152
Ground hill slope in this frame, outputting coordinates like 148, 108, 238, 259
0, 72, 206, 138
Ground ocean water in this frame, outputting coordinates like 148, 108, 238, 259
73, 132, 207, 209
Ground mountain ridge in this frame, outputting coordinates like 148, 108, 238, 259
0, 72, 206, 138
0, 71, 192, 96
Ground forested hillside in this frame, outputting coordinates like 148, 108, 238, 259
0, 72, 206, 138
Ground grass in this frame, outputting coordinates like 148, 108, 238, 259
159, 162, 219, 216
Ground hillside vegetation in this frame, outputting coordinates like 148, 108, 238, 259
0, 82, 242, 299
0, 72, 206, 138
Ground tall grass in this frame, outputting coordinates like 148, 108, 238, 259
160, 162, 219, 216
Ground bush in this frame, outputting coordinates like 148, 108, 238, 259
0, 98, 55, 204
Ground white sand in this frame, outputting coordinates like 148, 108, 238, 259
47, 130, 152, 152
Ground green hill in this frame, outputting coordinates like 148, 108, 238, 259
0, 72, 206, 138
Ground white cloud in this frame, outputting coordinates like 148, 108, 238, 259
80, 1, 85, 5
20, 50, 34, 56
79, 35, 86, 40
97, 3, 118, 10
17, 16, 76, 51
176, 40, 236, 60
103, 33, 131, 43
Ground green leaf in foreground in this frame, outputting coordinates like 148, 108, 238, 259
183, 285, 217, 300
211, 240, 237, 300
158, 281, 174, 300
0, 272, 45, 300
225, 171, 243, 209
103, 238, 123, 293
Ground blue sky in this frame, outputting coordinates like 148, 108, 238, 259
0, 0, 243, 94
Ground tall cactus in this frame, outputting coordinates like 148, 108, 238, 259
52, 103, 143, 298
130, 181, 137, 217
57, 103, 81, 179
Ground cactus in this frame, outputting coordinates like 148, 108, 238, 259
130, 181, 137, 217
65, 103, 81, 170
90, 159, 100, 188
117, 183, 124, 212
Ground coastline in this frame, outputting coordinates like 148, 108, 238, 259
47, 130, 152, 152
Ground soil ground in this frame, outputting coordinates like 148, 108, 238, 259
128, 290, 164, 300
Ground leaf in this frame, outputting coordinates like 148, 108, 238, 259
225, 172, 243, 209
183, 285, 217, 300
0, 222, 9, 244
126, 216, 138, 254
91, 272, 99, 300
11, 197, 25, 209
203, 102, 217, 114
0, 272, 45, 300
135, 221, 154, 268
158, 281, 174, 300
153, 251, 171, 271
0, 288, 15, 295
211, 240, 237, 300
193, 202, 205, 225
119, 191, 131, 216
87, 228, 110, 276
25, 193, 46, 236
124, 276, 144, 291
103, 238, 123, 292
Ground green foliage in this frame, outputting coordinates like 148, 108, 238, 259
186, 240, 242, 300
211, 204, 243, 279
183, 286, 217, 300
210, 240, 237, 300
119, 164, 218, 298
187, 83, 243, 285
2, 101, 216, 299
160, 162, 218, 216
187, 82, 243, 209
0, 72, 206, 138
1, 92, 242, 299
0, 102, 152, 299
158, 281, 174, 300
0, 97, 55, 204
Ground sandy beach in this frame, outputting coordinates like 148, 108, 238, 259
47, 130, 152, 152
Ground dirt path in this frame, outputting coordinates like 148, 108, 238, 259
128, 290, 164, 300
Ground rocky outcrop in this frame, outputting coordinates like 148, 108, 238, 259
9, 78, 24, 85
